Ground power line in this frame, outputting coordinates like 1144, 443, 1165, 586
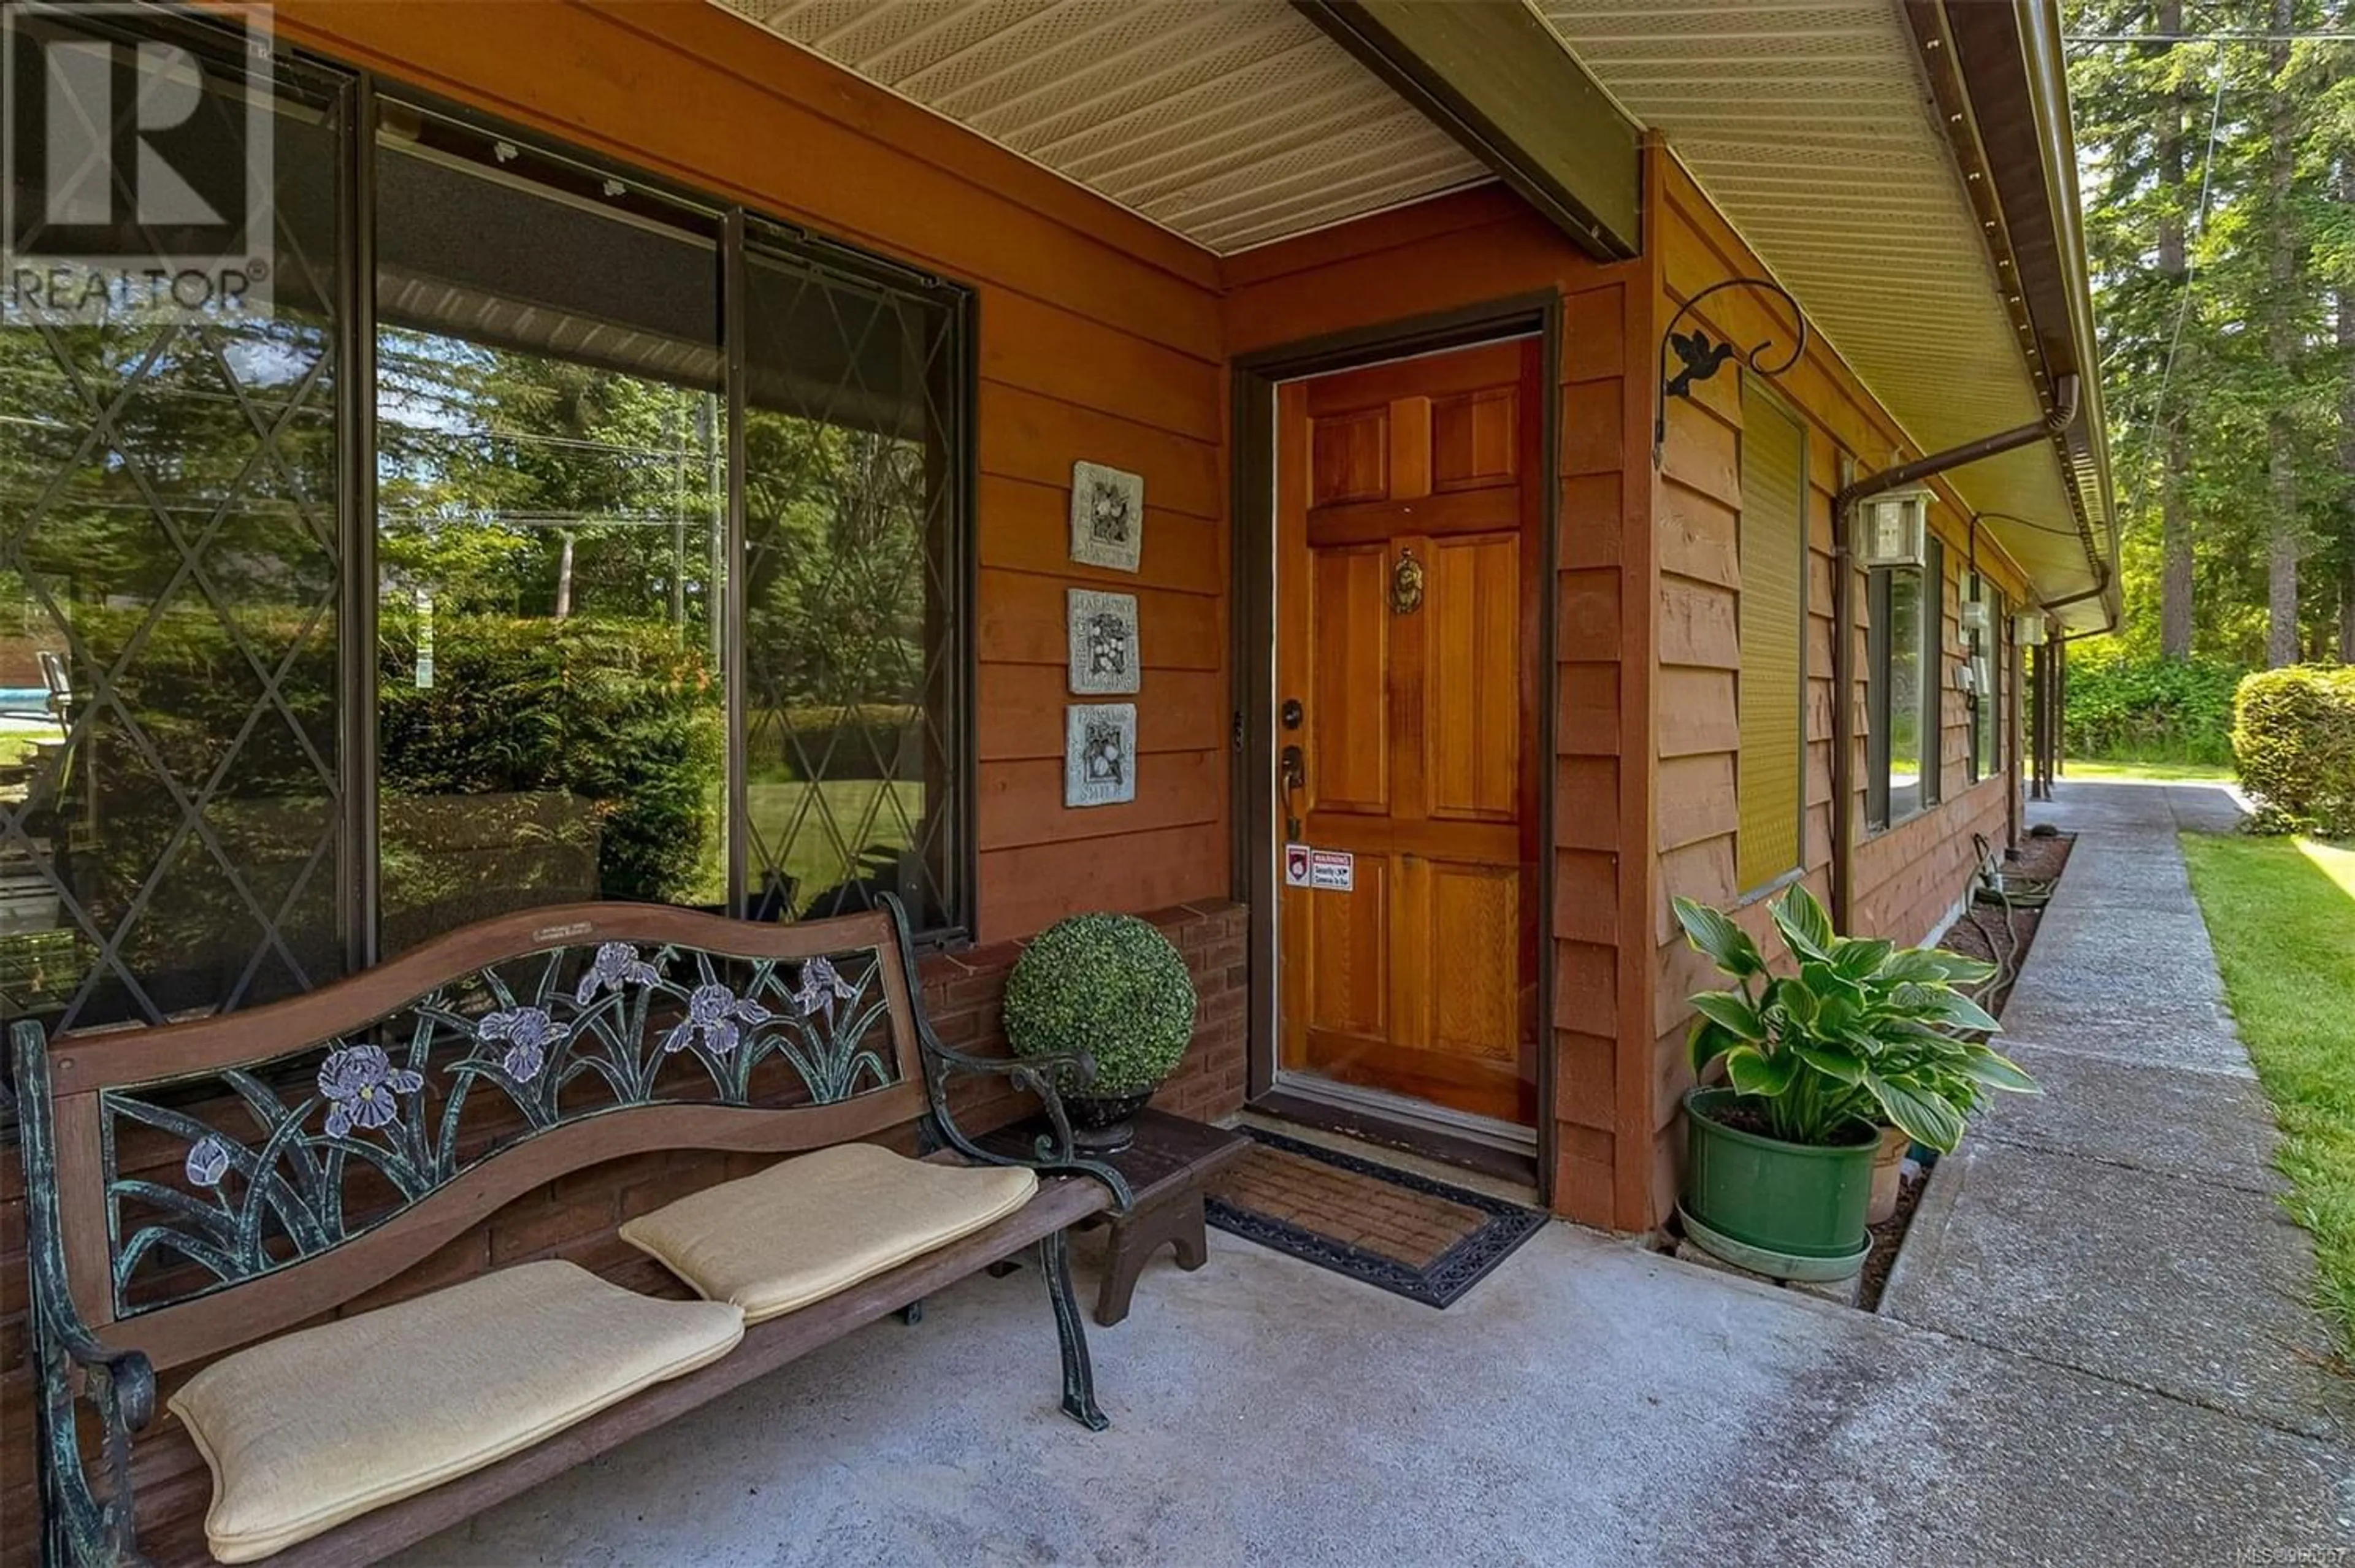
2066, 32, 2355, 43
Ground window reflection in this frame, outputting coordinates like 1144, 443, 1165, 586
0, 80, 343, 1032
372, 133, 724, 955
1886, 567, 1923, 822
740, 244, 959, 931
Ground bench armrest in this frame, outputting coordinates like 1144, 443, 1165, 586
15, 1020, 156, 1567
879, 902, 1135, 1213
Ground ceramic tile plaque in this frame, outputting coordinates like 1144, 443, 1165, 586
1065, 702, 1136, 808
1070, 461, 1143, 573
1066, 587, 1140, 695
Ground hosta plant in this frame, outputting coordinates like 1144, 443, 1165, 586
1674, 884, 2038, 1153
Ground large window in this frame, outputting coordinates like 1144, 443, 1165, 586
0, 23, 971, 1039
1735, 384, 1806, 892
1867, 535, 1943, 830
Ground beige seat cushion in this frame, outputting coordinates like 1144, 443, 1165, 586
167, 1260, 743, 1563
620, 1142, 1039, 1323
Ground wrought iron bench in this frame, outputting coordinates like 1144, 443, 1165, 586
15, 896, 1130, 1566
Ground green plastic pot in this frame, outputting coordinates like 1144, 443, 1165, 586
1679, 1086, 1877, 1281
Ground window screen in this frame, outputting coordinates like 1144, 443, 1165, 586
1736, 386, 1806, 892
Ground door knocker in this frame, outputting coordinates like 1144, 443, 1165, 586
1390, 548, 1425, 616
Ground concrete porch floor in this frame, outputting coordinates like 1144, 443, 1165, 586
401, 1219, 2349, 1566
398, 780, 2354, 1567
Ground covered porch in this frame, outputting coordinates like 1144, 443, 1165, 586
1, 0, 2146, 1561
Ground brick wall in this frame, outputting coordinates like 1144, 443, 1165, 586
0, 898, 1246, 1566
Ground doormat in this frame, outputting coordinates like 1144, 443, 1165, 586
1203, 1126, 1548, 1308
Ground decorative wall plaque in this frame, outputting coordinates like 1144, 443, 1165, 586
1069, 461, 1143, 573
1066, 588, 1140, 695
1065, 703, 1137, 808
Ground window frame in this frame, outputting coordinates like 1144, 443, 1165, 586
0, 17, 981, 1049
358, 87, 981, 955
1865, 534, 1943, 833
1967, 573, 2005, 784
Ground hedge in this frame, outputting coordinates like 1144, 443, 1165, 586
2233, 666, 2355, 836
2064, 648, 2243, 765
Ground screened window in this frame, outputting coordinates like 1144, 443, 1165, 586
1736, 386, 1806, 892
0, 34, 347, 1033
1969, 575, 2005, 782
1867, 534, 1943, 830
0, 19, 973, 1045
740, 238, 963, 933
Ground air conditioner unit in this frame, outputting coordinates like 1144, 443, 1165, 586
1960, 599, 1992, 636
1855, 490, 1931, 568
2014, 613, 2048, 647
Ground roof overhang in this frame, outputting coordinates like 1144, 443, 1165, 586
1927, 0, 2120, 632
709, 0, 2115, 629
1290, 0, 1641, 259
1539, 0, 2117, 632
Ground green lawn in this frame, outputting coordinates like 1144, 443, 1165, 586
2064, 757, 2237, 784
2181, 831, 2355, 1348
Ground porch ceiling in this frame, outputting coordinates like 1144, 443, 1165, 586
710, 0, 1492, 254
1537, 0, 2103, 618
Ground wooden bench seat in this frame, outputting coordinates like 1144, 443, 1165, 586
15, 897, 1132, 1567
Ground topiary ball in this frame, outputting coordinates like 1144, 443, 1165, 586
1002, 913, 1197, 1097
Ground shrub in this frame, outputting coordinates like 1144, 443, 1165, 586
1002, 914, 1197, 1097
2064, 647, 2245, 764
2233, 666, 2355, 837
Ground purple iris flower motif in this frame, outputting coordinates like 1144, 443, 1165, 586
661, 982, 772, 1057
479, 1005, 564, 1082
185, 1135, 232, 1189
318, 1045, 424, 1138
791, 955, 859, 1025
575, 941, 659, 1005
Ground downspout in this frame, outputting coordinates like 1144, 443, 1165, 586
1829, 373, 2081, 930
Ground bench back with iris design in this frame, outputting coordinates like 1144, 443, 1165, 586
15, 898, 943, 1372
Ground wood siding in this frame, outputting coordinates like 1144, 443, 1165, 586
1648, 153, 2033, 1223
256, 0, 1232, 946
1224, 188, 1656, 1230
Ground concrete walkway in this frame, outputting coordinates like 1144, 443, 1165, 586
399, 780, 2352, 1567
1886, 780, 2351, 1446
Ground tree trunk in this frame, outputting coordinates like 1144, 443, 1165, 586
2264, 3, 2301, 668
2341, 154, 2355, 664
2156, 0, 2195, 659
555, 530, 575, 621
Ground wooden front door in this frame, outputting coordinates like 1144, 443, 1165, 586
1273, 338, 1542, 1129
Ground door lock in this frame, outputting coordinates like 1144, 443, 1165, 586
1279, 744, 1306, 840
1281, 698, 1303, 730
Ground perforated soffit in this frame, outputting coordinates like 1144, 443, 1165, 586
714, 0, 1492, 255
1538, 0, 2090, 600
715, 0, 2087, 602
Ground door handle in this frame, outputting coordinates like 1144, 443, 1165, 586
1280, 744, 1306, 840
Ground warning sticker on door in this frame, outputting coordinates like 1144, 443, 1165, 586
1284, 845, 1354, 891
